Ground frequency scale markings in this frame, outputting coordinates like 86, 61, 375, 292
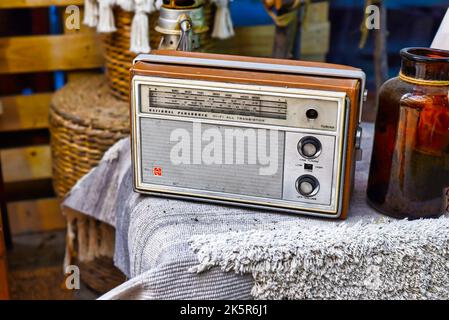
148, 86, 288, 119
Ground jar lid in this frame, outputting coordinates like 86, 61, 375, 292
400, 47, 449, 85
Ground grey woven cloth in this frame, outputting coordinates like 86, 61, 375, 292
63, 123, 449, 299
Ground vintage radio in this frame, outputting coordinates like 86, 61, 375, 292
130, 51, 366, 219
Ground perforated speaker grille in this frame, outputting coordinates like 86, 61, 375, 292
140, 118, 285, 199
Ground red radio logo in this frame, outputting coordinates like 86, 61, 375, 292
153, 167, 162, 177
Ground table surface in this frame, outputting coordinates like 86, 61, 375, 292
63, 123, 392, 299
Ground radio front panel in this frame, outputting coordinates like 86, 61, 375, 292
132, 76, 349, 217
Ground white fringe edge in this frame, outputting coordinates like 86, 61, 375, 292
83, 0, 99, 27
211, 0, 234, 39
86, 0, 235, 53
97, 0, 117, 33
129, 0, 160, 53
130, 10, 150, 53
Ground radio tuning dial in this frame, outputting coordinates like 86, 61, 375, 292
296, 175, 320, 197
298, 136, 322, 159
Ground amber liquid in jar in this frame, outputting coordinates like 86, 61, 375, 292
367, 48, 449, 219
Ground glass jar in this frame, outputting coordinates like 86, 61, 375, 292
367, 47, 449, 219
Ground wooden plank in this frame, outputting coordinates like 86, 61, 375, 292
0, 257, 8, 300
0, 33, 104, 74
7, 198, 65, 235
0, 0, 83, 9
210, 25, 275, 57
1, 145, 51, 183
0, 93, 50, 132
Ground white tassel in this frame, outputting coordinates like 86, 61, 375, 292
211, 0, 234, 39
116, 0, 134, 11
97, 0, 117, 33
130, 11, 150, 53
130, 0, 158, 53
83, 0, 99, 27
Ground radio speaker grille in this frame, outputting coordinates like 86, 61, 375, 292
140, 118, 285, 199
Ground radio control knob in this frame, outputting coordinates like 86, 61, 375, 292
298, 136, 322, 159
306, 108, 319, 119
296, 175, 320, 197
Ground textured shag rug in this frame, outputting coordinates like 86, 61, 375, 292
190, 216, 449, 300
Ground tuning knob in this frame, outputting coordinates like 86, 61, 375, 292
296, 175, 320, 197
297, 136, 322, 159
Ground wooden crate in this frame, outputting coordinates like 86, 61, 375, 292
0, 0, 104, 297
0, 0, 103, 251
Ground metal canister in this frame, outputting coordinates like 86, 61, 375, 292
156, 1, 209, 51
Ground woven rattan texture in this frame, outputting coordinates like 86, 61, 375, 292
50, 76, 130, 197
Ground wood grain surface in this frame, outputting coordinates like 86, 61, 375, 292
0, 33, 104, 74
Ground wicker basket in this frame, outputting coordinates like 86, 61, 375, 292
50, 75, 129, 293
50, 76, 130, 197
103, 3, 215, 101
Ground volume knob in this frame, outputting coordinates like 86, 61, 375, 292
296, 175, 320, 197
298, 136, 322, 159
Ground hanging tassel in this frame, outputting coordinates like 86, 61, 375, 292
177, 18, 193, 51
83, 0, 99, 27
97, 0, 117, 33
211, 0, 234, 39
130, 10, 150, 53
116, 0, 134, 11
130, 0, 157, 53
